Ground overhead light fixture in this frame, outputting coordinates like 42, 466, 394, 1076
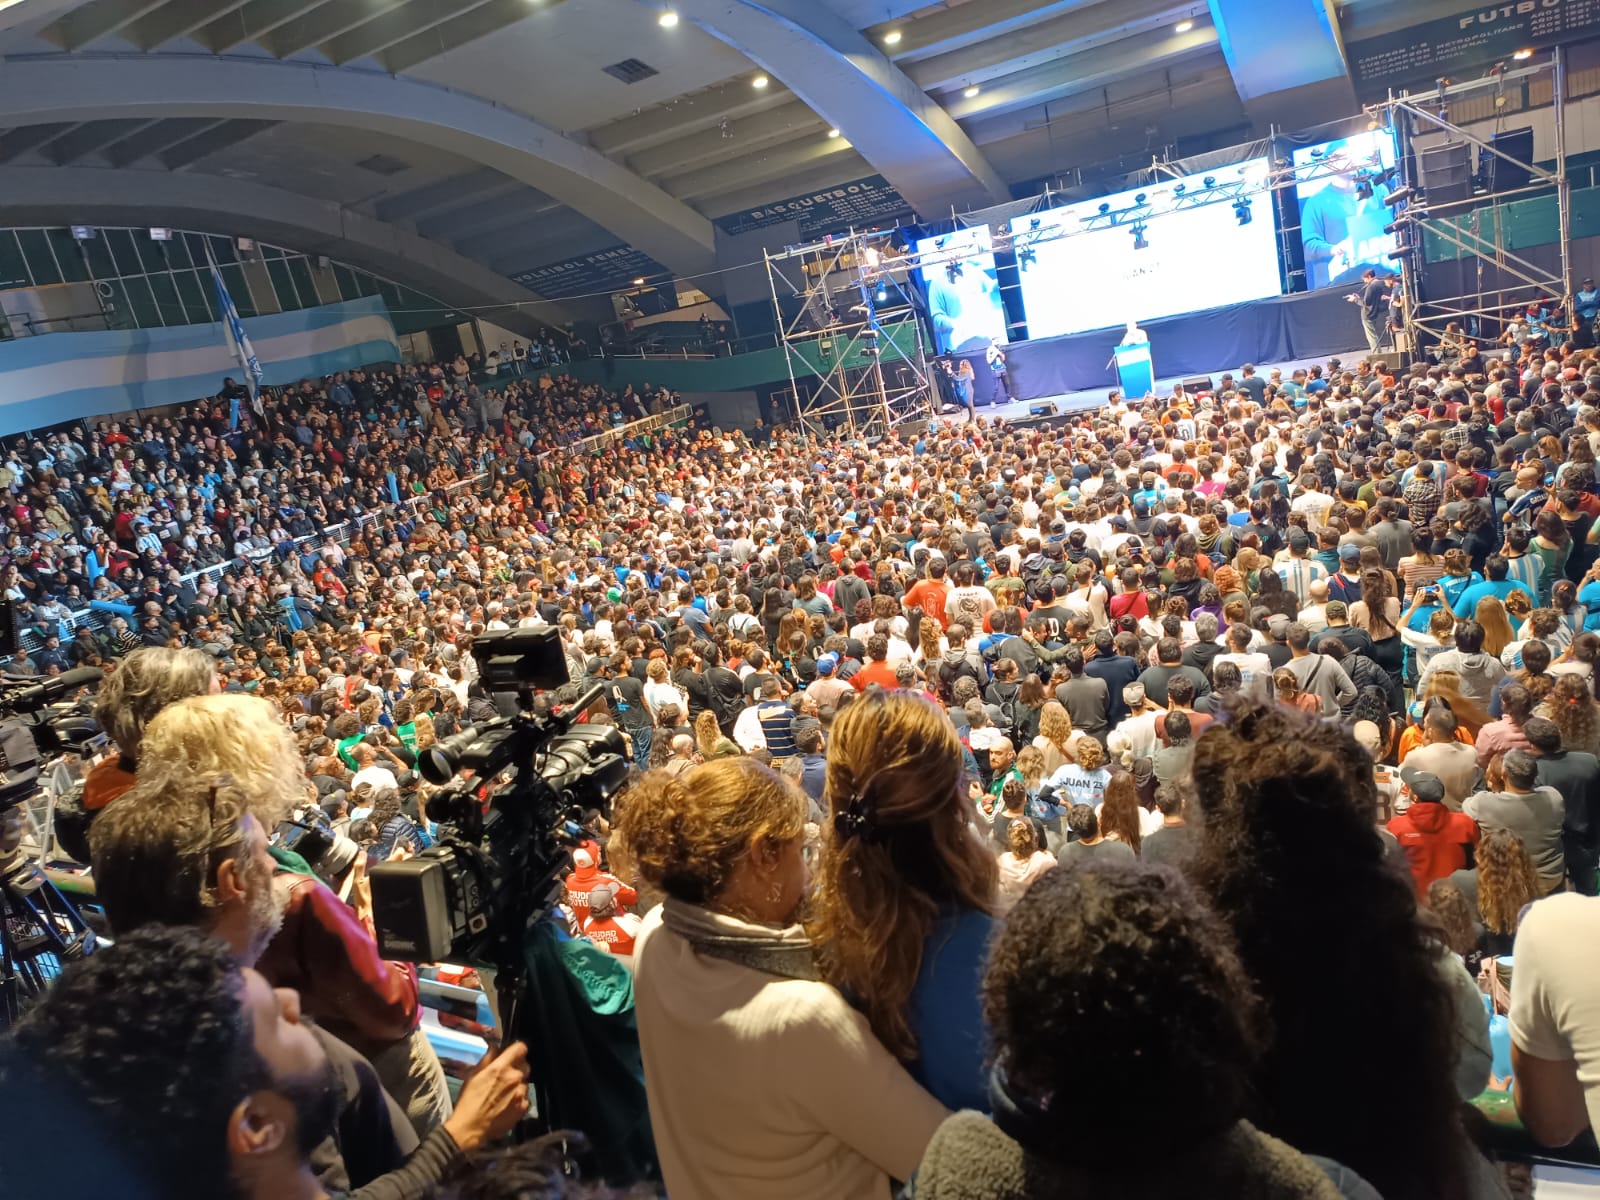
1233, 197, 1253, 226
236, 237, 255, 252
1203, 175, 1216, 188
963, 84, 980, 98
752, 73, 769, 88
1132, 224, 1149, 250
632, 277, 645, 286
1514, 47, 1534, 60
1384, 185, 1414, 207
149, 227, 172, 241
1175, 18, 1194, 32
1134, 192, 1148, 205
883, 29, 902, 45
1098, 202, 1111, 214
657, 9, 678, 26
70, 225, 95, 240
827, 127, 840, 138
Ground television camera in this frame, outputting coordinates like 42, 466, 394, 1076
0, 666, 105, 1029
368, 627, 630, 1129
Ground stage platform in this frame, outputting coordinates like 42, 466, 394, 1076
938, 347, 1370, 426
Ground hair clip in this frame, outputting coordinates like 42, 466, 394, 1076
833, 791, 881, 844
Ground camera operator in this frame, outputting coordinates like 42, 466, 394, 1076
53, 645, 217, 863
0, 923, 532, 1200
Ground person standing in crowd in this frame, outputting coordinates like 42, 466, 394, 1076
811, 691, 998, 1113
620, 756, 947, 1199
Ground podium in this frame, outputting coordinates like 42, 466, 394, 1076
1115, 339, 1154, 398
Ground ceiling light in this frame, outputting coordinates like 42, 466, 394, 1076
963, 84, 980, 98
827, 127, 840, 138
883, 29, 902, 45
1175, 18, 1194, 32
632, 277, 646, 286
752, 73, 769, 88
657, 9, 678, 26
1513, 47, 1533, 60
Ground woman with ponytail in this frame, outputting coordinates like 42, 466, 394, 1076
618, 756, 946, 1199
1188, 701, 1502, 1200
810, 690, 999, 1113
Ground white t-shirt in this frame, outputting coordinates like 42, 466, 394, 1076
1509, 892, 1600, 1139
352, 765, 399, 794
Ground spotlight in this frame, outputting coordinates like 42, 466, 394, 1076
1384, 186, 1415, 208
827, 127, 840, 138
657, 9, 678, 26
963, 84, 980, 98
1173, 183, 1185, 195
1132, 224, 1149, 250
149, 227, 172, 241
1203, 175, 1216, 188
1175, 18, 1194, 32
1134, 193, 1147, 205
70, 225, 95, 240
883, 29, 902, 45
1233, 198, 1252, 226
875, 284, 888, 302
632, 277, 645, 286
752, 73, 769, 88
1098, 202, 1111, 214
1514, 47, 1533, 60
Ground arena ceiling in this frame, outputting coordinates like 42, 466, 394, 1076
0, 0, 1386, 320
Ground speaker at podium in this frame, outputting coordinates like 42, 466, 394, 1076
1114, 319, 1154, 399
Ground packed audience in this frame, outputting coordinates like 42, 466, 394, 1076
6, 322, 1600, 1198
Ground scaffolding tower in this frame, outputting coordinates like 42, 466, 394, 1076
765, 230, 935, 440
1373, 49, 1572, 355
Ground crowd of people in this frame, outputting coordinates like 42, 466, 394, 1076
5, 319, 1600, 1198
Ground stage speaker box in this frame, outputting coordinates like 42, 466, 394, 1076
1180, 375, 1215, 394
1027, 402, 1058, 417
1419, 142, 1474, 205
1483, 128, 1533, 194
899, 418, 929, 439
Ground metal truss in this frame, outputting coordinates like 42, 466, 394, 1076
765, 229, 935, 440
1370, 51, 1571, 350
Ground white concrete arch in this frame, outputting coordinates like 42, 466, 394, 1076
0, 54, 718, 277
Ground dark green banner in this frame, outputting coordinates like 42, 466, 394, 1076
1344, 0, 1600, 96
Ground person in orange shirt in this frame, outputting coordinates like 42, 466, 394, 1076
581, 883, 642, 962
902, 558, 951, 630
849, 634, 902, 691
563, 847, 638, 923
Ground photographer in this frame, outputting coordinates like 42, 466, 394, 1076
54, 645, 216, 863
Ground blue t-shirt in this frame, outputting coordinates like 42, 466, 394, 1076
908, 907, 997, 1113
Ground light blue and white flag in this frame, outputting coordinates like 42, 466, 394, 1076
206, 249, 264, 419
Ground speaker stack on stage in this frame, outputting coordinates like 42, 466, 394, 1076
1027, 402, 1058, 417
1482, 128, 1533, 194
1180, 375, 1215, 395
1418, 141, 1474, 205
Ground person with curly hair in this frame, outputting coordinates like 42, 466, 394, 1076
620, 755, 946, 1199
913, 859, 1375, 1199
1535, 671, 1600, 757
1188, 700, 1499, 1199
811, 691, 998, 1114
994, 818, 1056, 916
1451, 827, 1543, 957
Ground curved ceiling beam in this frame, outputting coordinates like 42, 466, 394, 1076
0, 165, 568, 333
671, 0, 1008, 216
0, 54, 718, 278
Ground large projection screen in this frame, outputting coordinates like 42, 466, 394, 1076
1293, 128, 1401, 290
1009, 159, 1280, 339
916, 225, 1009, 355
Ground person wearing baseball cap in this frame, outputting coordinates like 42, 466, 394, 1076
579, 882, 642, 962
562, 847, 638, 924
1386, 766, 1479, 898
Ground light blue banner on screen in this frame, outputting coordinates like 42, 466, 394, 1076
0, 296, 400, 435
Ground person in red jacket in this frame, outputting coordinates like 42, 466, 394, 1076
580, 882, 643, 962
563, 847, 638, 923
1387, 766, 1479, 899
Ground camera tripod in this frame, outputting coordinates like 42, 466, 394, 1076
0, 841, 95, 1032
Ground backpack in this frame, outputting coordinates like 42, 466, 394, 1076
993, 684, 1024, 745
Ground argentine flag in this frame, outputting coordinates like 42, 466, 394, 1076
206, 250, 264, 418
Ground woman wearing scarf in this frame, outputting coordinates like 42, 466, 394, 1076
621, 756, 945, 1199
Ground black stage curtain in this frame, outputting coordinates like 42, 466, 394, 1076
957, 289, 1367, 405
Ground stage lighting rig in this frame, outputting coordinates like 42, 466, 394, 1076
1233, 197, 1252, 226
1131, 223, 1149, 250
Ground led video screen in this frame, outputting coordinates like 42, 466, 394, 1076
1008, 159, 1281, 339
1294, 128, 1402, 290
915, 225, 1009, 354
